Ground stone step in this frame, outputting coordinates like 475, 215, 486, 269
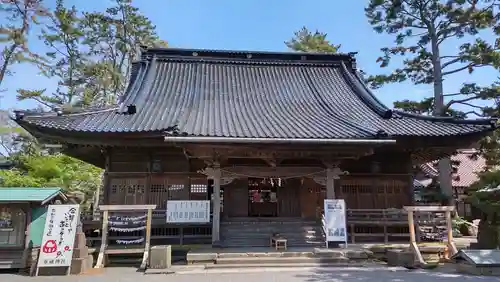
220, 219, 324, 248
221, 225, 323, 230
221, 225, 320, 229
221, 229, 323, 236
221, 240, 326, 248
222, 217, 315, 222
221, 222, 319, 226
221, 228, 322, 231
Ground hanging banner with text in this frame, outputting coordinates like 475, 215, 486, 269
37, 205, 80, 268
166, 200, 210, 223
324, 199, 347, 243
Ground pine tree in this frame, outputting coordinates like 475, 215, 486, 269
365, 0, 500, 204
285, 26, 340, 53
0, 0, 48, 90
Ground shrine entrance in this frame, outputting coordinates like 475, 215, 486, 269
246, 178, 302, 218
248, 178, 279, 217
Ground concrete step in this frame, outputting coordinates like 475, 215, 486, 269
205, 262, 386, 269
215, 256, 350, 265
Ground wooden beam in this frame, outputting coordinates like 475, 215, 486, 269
181, 144, 375, 160
99, 205, 157, 211
220, 166, 326, 178
403, 206, 455, 212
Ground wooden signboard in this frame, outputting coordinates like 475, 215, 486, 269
36, 204, 80, 276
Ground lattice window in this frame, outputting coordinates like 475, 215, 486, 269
168, 184, 184, 191
168, 182, 186, 200
150, 184, 167, 193
191, 184, 207, 193
108, 178, 146, 205
127, 186, 135, 194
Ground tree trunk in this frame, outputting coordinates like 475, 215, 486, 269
430, 32, 455, 207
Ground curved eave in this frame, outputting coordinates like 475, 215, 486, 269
16, 119, 166, 147
342, 63, 497, 128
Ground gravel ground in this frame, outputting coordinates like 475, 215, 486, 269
1, 266, 499, 282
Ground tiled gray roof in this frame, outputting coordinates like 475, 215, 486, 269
16, 48, 495, 139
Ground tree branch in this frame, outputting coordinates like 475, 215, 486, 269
443, 92, 462, 97
442, 64, 472, 76
446, 95, 482, 108
441, 57, 463, 69
463, 110, 483, 117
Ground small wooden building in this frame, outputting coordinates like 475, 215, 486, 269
0, 187, 68, 269
14, 47, 496, 246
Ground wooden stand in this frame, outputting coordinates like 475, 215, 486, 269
94, 205, 156, 270
404, 206, 458, 266
270, 236, 288, 251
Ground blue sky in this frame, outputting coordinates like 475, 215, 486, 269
1, 0, 497, 113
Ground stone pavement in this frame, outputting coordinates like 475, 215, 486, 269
2, 266, 500, 282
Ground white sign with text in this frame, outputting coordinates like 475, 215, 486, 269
37, 204, 80, 268
166, 200, 210, 223
324, 199, 347, 243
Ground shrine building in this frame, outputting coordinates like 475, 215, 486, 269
14, 47, 496, 247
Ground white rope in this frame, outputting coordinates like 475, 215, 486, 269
116, 238, 145, 245
110, 226, 146, 232
108, 220, 146, 226
109, 214, 147, 221
220, 169, 326, 179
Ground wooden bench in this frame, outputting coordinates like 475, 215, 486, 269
270, 235, 287, 251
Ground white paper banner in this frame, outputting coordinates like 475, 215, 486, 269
324, 199, 347, 242
37, 205, 80, 268
166, 200, 210, 223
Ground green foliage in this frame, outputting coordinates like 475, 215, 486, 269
285, 26, 340, 53
79, 0, 164, 106
365, 0, 499, 117
468, 170, 500, 219
0, 141, 102, 205
0, 0, 49, 90
365, 0, 500, 206
16, 0, 165, 108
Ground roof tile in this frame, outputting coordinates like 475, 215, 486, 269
16, 48, 494, 139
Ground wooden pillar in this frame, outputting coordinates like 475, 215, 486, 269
445, 210, 458, 256
139, 208, 153, 271
212, 162, 221, 244
326, 167, 335, 199
95, 210, 109, 268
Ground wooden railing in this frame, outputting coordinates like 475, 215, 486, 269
82, 210, 212, 247
346, 209, 449, 243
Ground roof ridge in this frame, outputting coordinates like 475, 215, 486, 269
118, 57, 153, 112
338, 62, 393, 119
142, 47, 356, 64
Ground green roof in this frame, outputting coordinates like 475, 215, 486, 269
0, 187, 65, 203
